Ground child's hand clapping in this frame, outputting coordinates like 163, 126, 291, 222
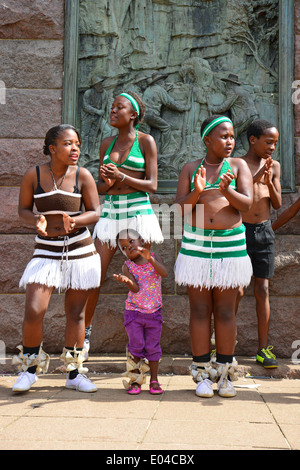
100, 164, 116, 187
254, 156, 273, 183
219, 170, 235, 192
264, 156, 273, 171
194, 165, 206, 194
36, 214, 48, 236
62, 212, 76, 233
135, 246, 151, 260
262, 157, 273, 186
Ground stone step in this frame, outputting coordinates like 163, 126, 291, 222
1, 355, 300, 380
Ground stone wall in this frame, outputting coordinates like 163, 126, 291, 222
0, 0, 65, 351
0, 1, 299, 359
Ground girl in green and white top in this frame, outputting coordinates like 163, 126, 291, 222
175, 115, 253, 399
84, 91, 163, 351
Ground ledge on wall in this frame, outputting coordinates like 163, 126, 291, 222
1, 354, 300, 379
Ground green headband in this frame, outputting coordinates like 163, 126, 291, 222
201, 116, 233, 142
119, 93, 140, 117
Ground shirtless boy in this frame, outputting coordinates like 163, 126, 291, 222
236, 119, 281, 368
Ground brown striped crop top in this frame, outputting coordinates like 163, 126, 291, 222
34, 166, 82, 216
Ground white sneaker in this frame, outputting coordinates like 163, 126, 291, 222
65, 373, 97, 393
217, 378, 237, 398
195, 378, 214, 398
82, 340, 90, 362
12, 371, 38, 392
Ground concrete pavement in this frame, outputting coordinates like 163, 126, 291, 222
0, 355, 299, 451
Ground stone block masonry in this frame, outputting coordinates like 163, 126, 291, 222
0, 1, 299, 359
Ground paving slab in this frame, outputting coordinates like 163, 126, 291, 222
0, 358, 299, 451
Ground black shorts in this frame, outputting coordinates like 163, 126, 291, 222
244, 220, 275, 279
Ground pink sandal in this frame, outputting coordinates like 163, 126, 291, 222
149, 380, 163, 395
127, 383, 141, 395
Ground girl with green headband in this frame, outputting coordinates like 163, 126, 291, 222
84, 91, 163, 363
174, 115, 253, 399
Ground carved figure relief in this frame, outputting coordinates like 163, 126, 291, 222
77, 0, 279, 186
80, 74, 113, 169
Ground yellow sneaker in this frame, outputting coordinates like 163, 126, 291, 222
256, 346, 278, 368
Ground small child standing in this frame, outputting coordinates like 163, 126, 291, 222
114, 229, 168, 395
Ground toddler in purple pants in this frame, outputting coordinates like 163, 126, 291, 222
114, 229, 168, 395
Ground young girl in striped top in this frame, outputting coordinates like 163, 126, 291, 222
84, 91, 163, 356
175, 115, 253, 398
12, 125, 100, 393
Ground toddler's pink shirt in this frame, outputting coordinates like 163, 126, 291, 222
125, 255, 162, 314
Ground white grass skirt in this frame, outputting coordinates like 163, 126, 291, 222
175, 224, 253, 290
93, 213, 164, 247
19, 228, 101, 291
93, 191, 164, 247
175, 253, 253, 290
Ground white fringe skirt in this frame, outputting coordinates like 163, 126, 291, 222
175, 224, 252, 290
93, 191, 164, 247
19, 227, 101, 291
